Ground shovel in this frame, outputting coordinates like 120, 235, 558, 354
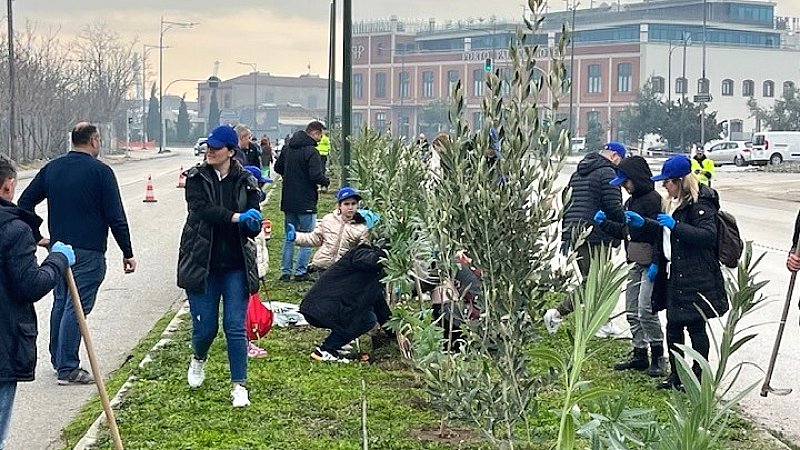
65, 267, 125, 449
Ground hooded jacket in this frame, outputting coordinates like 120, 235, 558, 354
295, 210, 369, 270
598, 156, 662, 261
177, 161, 262, 294
0, 198, 68, 382
562, 152, 624, 246
650, 185, 727, 321
274, 130, 330, 214
300, 244, 391, 338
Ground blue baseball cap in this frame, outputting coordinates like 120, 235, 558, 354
206, 125, 239, 149
604, 142, 626, 158
609, 169, 629, 186
651, 156, 692, 181
244, 165, 272, 184
336, 187, 362, 203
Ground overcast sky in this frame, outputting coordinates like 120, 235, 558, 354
7, 1, 800, 100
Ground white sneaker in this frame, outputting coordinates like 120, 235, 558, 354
595, 321, 625, 338
543, 309, 562, 334
231, 384, 250, 408
187, 357, 206, 388
311, 347, 350, 363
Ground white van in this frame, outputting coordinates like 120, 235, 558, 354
570, 137, 586, 153
751, 131, 800, 165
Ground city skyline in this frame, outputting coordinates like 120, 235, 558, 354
6, 0, 800, 101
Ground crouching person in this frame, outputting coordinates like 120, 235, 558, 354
300, 243, 391, 362
1, 155, 74, 448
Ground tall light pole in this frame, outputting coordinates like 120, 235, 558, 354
159, 17, 197, 153
142, 44, 165, 144
700, 0, 708, 145
6, 0, 16, 157
680, 32, 691, 153
238, 62, 258, 134
567, 1, 580, 144
342, 0, 352, 187
327, 0, 337, 130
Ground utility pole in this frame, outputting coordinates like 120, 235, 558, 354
680, 34, 689, 153
327, 0, 336, 130
342, 0, 352, 187
7, 0, 16, 158
700, 0, 708, 146
568, 1, 579, 146
159, 17, 197, 153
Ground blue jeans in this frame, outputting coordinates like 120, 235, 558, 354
0, 381, 17, 450
187, 268, 249, 383
281, 212, 315, 276
50, 248, 106, 379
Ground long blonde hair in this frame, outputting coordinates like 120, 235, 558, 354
662, 172, 700, 213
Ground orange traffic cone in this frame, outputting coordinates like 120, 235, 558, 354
176, 166, 186, 188
143, 175, 158, 203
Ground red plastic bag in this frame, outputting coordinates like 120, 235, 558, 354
246, 293, 273, 341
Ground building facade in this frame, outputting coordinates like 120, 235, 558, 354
352, 0, 800, 146
196, 73, 341, 139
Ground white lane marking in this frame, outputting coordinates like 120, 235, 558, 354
120, 168, 181, 187
753, 243, 789, 255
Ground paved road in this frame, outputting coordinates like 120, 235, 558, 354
7, 148, 202, 449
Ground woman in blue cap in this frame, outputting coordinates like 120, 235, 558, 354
177, 125, 263, 407
631, 155, 727, 390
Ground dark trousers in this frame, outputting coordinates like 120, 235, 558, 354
665, 315, 709, 380
306, 306, 380, 353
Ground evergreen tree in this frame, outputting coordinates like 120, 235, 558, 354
748, 87, 800, 131
619, 82, 668, 146
146, 83, 160, 144
585, 118, 604, 152
177, 95, 190, 143
209, 89, 221, 130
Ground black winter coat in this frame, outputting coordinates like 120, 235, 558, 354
274, 131, 329, 213
244, 142, 262, 168
562, 152, 624, 246
300, 244, 391, 337
177, 161, 261, 294
651, 185, 727, 321
0, 198, 68, 382
599, 156, 662, 262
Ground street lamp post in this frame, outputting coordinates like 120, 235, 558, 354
142, 44, 165, 145
567, 1, 580, 144
680, 32, 690, 153
700, 0, 708, 145
342, 0, 352, 187
159, 17, 197, 153
6, 0, 16, 157
238, 62, 258, 134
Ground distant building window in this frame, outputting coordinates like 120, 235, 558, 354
651, 76, 665, 94
473, 111, 484, 129
742, 79, 754, 97
308, 95, 317, 109
353, 73, 363, 99
587, 64, 602, 94
784, 81, 795, 96
472, 69, 485, 97
697, 78, 710, 94
398, 71, 410, 98
353, 112, 363, 137
675, 77, 688, 95
587, 110, 600, 125
447, 70, 460, 94
721, 79, 734, 96
375, 112, 387, 132
617, 63, 632, 92
422, 71, 434, 98
375, 72, 387, 98
223, 93, 231, 109
763, 80, 774, 97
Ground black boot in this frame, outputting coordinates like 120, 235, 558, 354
648, 344, 666, 377
614, 347, 649, 371
656, 372, 683, 391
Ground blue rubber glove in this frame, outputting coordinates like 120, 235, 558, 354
51, 241, 76, 266
357, 209, 381, 229
593, 210, 606, 225
286, 223, 296, 242
657, 213, 676, 229
647, 263, 658, 282
239, 208, 262, 224
625, 211, 645, 228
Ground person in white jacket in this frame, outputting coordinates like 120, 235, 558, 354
286, 187, 379, 273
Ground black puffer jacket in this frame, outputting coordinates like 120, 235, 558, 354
651, 185, 727, 321
0, 198, 68, 382
274, 130, 329, 214
562, 152, 624, 246
177, 161, 261, 294
599, 156, 662, 261
300, 244, 391, 337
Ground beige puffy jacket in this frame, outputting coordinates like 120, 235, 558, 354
295, 211, 369, 270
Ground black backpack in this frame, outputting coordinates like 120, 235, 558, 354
717, 210, 743, 268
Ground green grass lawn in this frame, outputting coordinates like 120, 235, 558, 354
68, 182, 788, 450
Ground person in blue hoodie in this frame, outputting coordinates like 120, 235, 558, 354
0, 155, 74, 449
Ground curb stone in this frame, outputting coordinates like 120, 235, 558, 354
71, 298, 188, 450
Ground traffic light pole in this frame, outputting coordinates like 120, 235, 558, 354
341, 0, 352, 187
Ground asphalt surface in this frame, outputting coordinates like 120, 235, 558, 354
6, 152, 800, 448
7, 147, 202, 449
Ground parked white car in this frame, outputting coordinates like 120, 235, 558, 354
705, 140, 752, 166
751, 131, 800, 165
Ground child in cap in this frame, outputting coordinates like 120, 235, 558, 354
285, 187, 379, 273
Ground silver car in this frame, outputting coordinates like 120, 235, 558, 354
705, 140, 752, 166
